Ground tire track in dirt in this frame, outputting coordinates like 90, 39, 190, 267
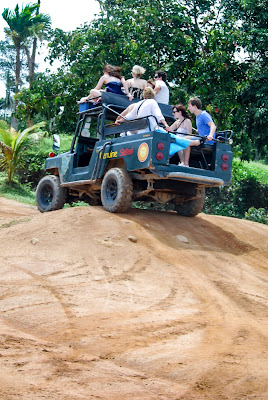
0, 201, 267, 399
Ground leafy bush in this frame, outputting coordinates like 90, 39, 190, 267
204, 160, 268, 224
245, 207, 268, 225
17, 151, 47, 188
16, 134, 73, 188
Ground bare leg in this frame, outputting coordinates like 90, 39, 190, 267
89, 89, 102, 101
178, 150, 185, 164
178, 140, 200, 166
190, 139, 200, 146
183, 146, 191, 166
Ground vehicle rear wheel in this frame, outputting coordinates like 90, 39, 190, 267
174, 187, 205, 217
36, 175, 66, 212
101, 168, 133, 213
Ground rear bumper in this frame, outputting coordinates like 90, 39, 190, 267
164, 171, 223, 186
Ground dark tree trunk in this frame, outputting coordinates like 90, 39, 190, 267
29, 0, 40, 88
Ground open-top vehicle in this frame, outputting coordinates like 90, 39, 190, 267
36, 92, 233, 216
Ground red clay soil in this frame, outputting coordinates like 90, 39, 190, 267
0, 196, 267, 400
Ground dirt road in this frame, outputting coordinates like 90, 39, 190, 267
0, 197, 267, 399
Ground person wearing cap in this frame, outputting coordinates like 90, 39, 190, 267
154, 70, 169, 105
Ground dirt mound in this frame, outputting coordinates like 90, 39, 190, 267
0, 198, 267, 400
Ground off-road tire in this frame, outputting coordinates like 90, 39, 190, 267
174, 187, 205, 217
36, 175, 67, 213
101, 168, 133, 213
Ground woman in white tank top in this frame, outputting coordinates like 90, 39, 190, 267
169, 104, 197, 166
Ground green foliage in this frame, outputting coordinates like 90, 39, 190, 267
0, 39, 20, 100
2, 1, 51, 119
41, 0, 241, 134
242, 160, 268, 184
0, 171, 35, 204
244, 207, 268, 225
204, 160, 268, 223
0, 119, 46, 182
2, 4, 51, 43
234, 68, 268, 161
221, 0, 268, 160
1, 0, 267, 161
16, 134, 73, 187
42, 0, 268, 156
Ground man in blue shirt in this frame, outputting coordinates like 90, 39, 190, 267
188, 97, 216, 144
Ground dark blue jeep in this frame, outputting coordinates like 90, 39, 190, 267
36, 92, 233, 216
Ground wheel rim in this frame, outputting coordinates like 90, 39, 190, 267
40, 184, 54, 205
106, 179, 118, 203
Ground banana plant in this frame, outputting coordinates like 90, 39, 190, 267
0, 120, 45, 183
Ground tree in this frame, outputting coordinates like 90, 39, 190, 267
16, 0, 266, 161
221, 0, 268, 160
2, 3, 51, 117
0, 119, 45, 182
46, 0, 200, 128
46, 0, 244, 129
0, 38, 23, 119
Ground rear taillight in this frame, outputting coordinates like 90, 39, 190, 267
156, 152, 164, 160
49, 152, 55, 157
221, 163, 228, 171
157, 142, 164, 150
222, 154, 229, 162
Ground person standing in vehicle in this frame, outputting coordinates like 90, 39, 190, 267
187, 97, 216, 144
154, 70, 169, 104
169, 104, 194, 166
126, 65, 147, 99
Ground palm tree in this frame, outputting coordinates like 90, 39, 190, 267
2, 3, 51, 111
0, 119, 45, 182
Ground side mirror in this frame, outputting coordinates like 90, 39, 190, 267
53, 134, 60, 151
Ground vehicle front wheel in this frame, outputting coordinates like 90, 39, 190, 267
101, 168, 133, 213
174, 187, 205, 217
36, 175, 66, 213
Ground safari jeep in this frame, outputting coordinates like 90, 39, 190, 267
36, 92, 233, 217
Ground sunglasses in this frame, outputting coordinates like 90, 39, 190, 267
154, 75, 159, 78
172, 110, 178, 114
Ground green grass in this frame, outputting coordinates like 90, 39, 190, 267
32, 133, 73, 154
243, 160, 268, 185
0, 172, 36, 205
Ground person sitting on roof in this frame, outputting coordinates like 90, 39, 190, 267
154, 70, 169, 105
146, 78, 155, 90
79, 64, 133, 104
126, 65, 147, 99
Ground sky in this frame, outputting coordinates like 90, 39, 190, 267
0, 0, 101, 97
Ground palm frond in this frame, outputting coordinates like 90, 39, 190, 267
14, 121, 46, 152
0, 140, 12, 154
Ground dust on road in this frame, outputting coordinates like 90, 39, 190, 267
0, 198, 267, 399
